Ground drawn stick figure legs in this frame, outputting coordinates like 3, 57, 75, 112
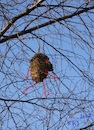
42, 81, 49, 98
23, 82, 36, 95
23, 69, 58, 97
44, 72, 58, 80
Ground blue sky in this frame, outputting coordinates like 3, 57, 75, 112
0, 0, 94, 130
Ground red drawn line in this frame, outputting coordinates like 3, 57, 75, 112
25, 69, 30, 79
23, 82, 36, 95
45, 59, 49, 64
44, 72, 58, 80
23, 69, 58, 97
42, 81, 49, 97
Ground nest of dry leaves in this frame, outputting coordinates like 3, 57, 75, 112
30, 53, 53, 83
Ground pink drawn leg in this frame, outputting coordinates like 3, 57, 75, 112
23, 82, 36, 95
44, 72, 58, 80
42, 81, 49, 97
25, 69, 30, 80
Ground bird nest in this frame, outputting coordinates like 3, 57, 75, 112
30, 53, 53, 83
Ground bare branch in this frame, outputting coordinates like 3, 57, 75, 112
0, 0, 44, 37
0, 5, 94, 43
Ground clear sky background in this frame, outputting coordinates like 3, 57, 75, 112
0, 0, 94, 130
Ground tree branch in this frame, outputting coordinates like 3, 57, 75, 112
79, 122, 94, 130
0, 0, 44, 37
0, 5, 94, 43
